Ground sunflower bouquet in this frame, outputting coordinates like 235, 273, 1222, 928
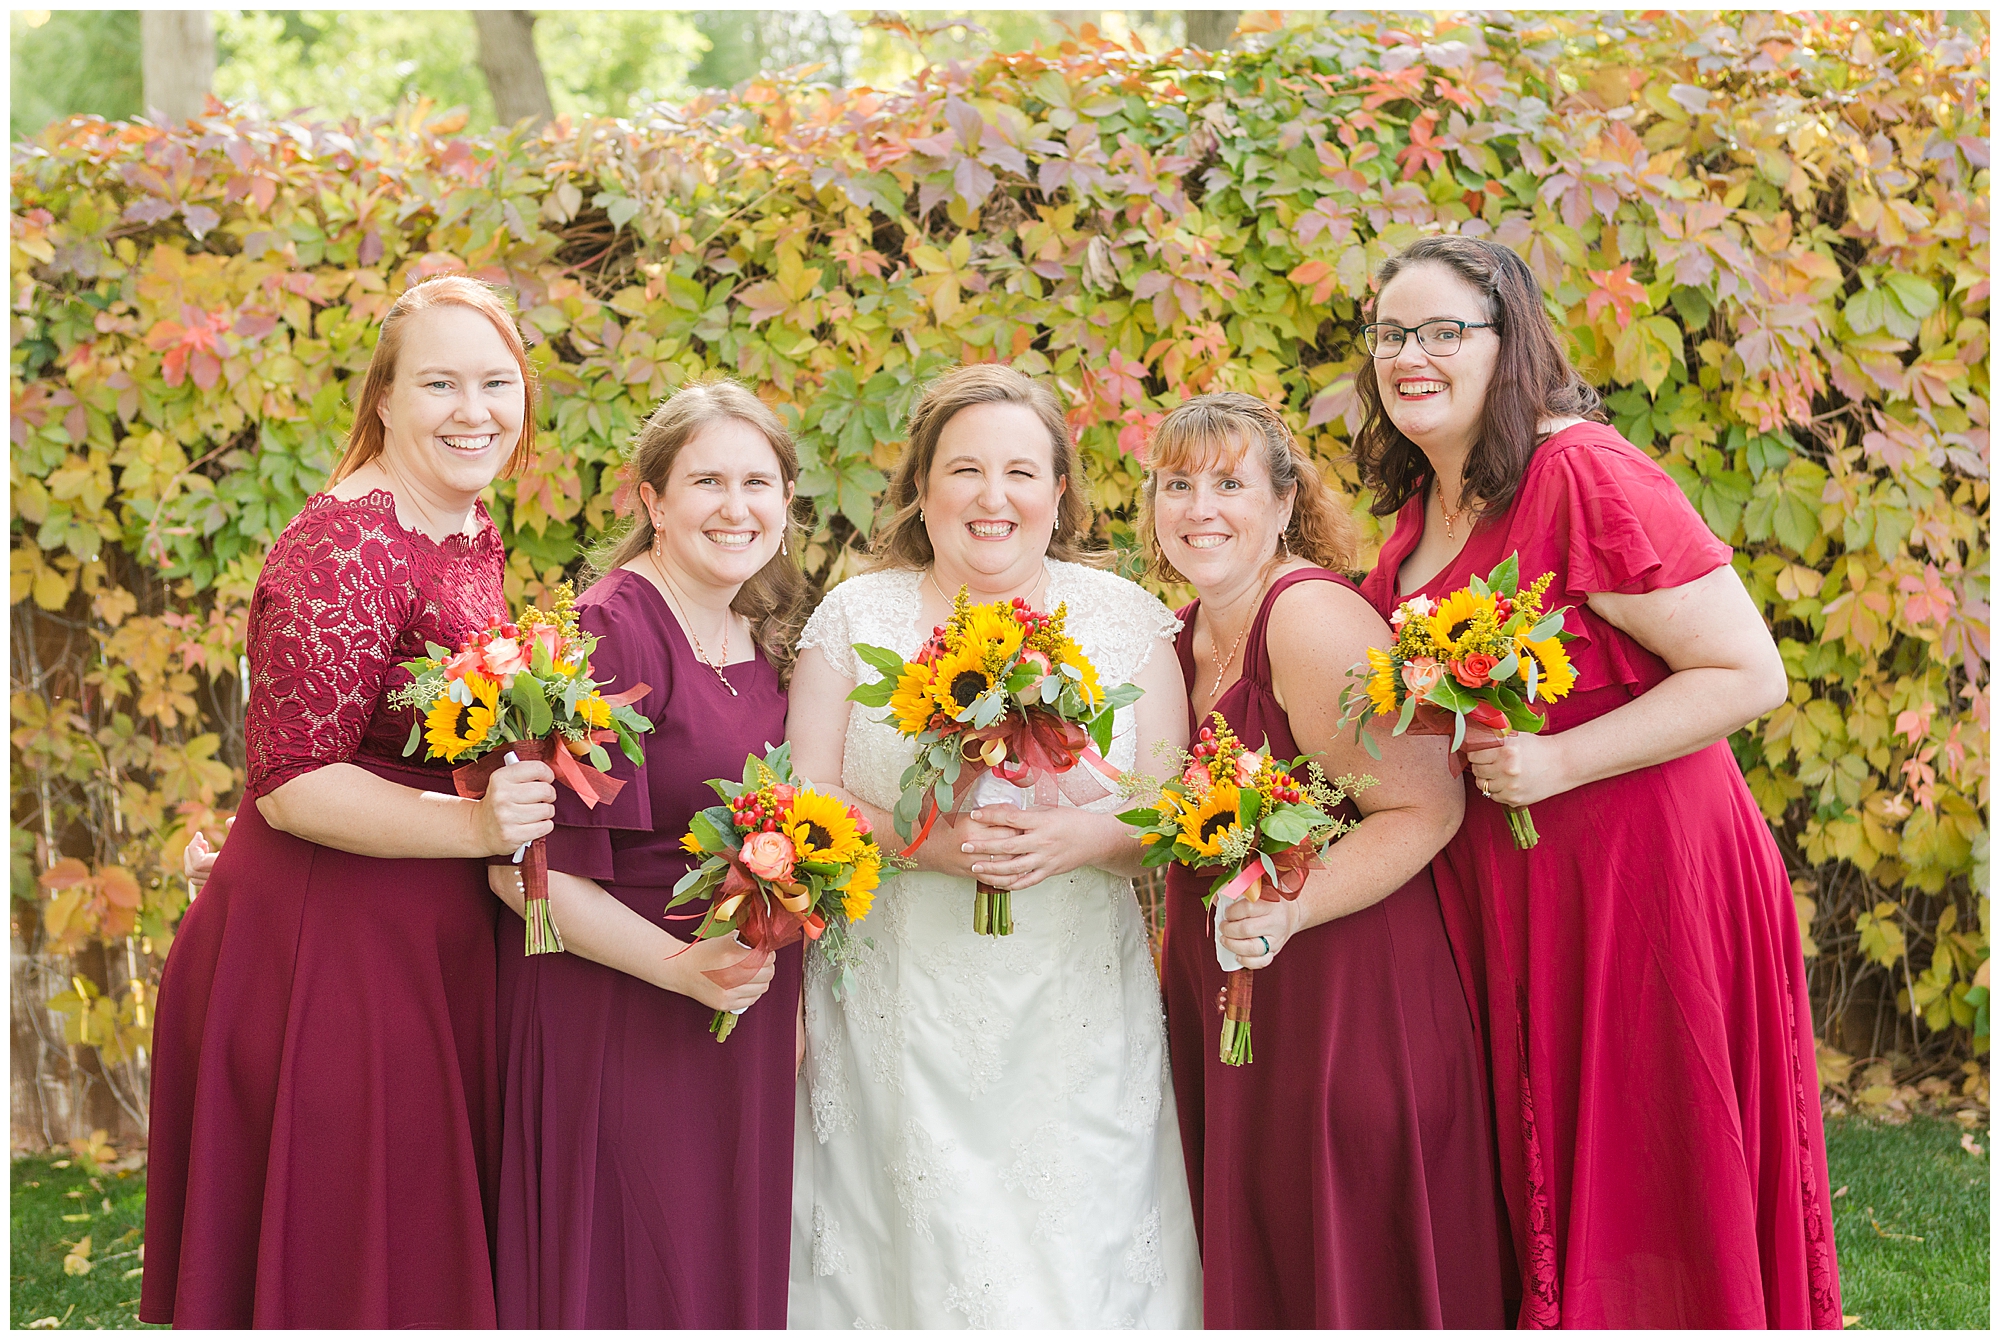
1120, 714, 1371, 1065
847, 587, 1141, 936
1338, 553, 1575, 849
389, 582, 653, 954
669, 743, 885, 1040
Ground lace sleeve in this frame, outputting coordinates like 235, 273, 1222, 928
242, 500, 416, 800
798, 579, 862, 682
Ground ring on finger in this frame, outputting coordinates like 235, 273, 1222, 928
1258, 935, 1271, 956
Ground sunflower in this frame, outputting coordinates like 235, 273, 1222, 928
1054, 637, 1103, 708
1176, 780, 1243, 859
783, 790, 865, 865
1428, 588, 1500, 658
576, 693, 612, 728
960, 604, 1026, 672
424, 672, 499, 761
888, 660, 940, 735
841, 848, 881, 923
1364, 646, 1400, 715
679, 831, 705, 856
930, 644, 997, 718
1518, 635, 1577, 702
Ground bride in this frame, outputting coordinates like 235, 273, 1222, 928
785, 364, 1201, 1327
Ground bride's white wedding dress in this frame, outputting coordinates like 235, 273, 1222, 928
788, 560, 1203, 1329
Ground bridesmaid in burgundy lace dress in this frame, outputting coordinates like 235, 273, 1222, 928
1142, 394, 1507, 1328
1353, 237, 1840, 1327
141, 277, 558, 1327
486, 378, 805, 1328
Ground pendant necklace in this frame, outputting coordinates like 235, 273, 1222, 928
652, 547, 737, 696
1438, 477, 1472, 542
1206, 572, 1271, 699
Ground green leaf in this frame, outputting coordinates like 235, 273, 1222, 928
1486, 553, 1520, 596
852, 643, 908, 677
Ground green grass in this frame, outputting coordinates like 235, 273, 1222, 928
8, 1116, 1989, 1328
1826, 1113, 1990, 1329
10, 1154, 159, 1330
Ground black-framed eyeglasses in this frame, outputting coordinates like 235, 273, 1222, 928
1361, 318, 1496, 358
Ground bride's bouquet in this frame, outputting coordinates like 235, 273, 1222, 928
1337, 553, 1576, 848
847, 587, 1140, 936
1119, 714, 1371, 1065
669, 744, 884, 1040
390, 583, 653, 955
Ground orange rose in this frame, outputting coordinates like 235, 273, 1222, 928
1452, 653, 1498, 688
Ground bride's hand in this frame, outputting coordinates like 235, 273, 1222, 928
961, 805, 1112, 890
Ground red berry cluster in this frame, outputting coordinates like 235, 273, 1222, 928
731, 791, 780, 834
1009, 597, 1051, 635
1190, 724, 1223, 759
917, 626, 947, 665
1269, 776, 1304, 804
1494, 597, 1515, 620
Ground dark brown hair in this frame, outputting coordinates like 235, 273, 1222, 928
1138, 392, 1359, 582
1352, 236, 1606, 519
871, 362, 1101, 569
592, 376, 809, 678
329, 274, 537, 484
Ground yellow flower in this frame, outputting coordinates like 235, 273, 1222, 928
1428, 588, 1500, 658
1518, 635, 1577, 702
576, 693, 612, 729
842, 848, 881, 923
679, 831, 705, 856
961, 604, 1026, 672
1054, 637, 1103, 708
783, 790, 864, 865
1177, 781, 1243, 859
930, 644, 996, 718
424, 672, 499, 761
1364, 646, 1400, 715
889, 660, 939, 736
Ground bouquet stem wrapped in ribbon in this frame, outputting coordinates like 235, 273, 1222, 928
670, 744, 885, 1040
1120, 714, 1372, 1066
1340, 554, 1576, 850
391, 583, 653, 954
848, 588, 1140, 937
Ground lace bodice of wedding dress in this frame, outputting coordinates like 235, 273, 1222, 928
787, 560, 1203, 1329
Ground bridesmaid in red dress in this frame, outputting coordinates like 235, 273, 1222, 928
485, 378, 805, 1327
1141, 393, 1508, 1327
1353, 236, 1841, 1327
141, 276, 559, 1327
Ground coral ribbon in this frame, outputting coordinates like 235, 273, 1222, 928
900, 708, 1122, 856
694, 845, 817, 989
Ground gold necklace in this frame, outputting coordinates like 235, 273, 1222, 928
1438, 478, 1473, 542
651, 546, 737, 696
1205, 573, 1271, 698
926, 562, 1047, 614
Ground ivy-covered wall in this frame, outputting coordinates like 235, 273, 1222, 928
9, 11, 1988, 1136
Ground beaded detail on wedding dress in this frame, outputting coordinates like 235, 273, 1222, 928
788, 562, 1202, 1329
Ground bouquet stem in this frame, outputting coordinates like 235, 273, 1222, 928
1219, 968, 1254, 1066
518, 832, 566, 956
1505, 805, 1540, 850
710, 1008, 739, 1042
973, 881, 1013, 936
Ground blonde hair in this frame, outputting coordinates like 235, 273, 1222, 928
1138, 392, 1358, 582
328, 275, 536, 485
870, 363, 1102, 570
592, 377, 809, 678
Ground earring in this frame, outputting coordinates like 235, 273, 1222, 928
781, 532, 789, 556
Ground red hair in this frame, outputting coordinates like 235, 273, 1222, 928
327, 275, 537, 485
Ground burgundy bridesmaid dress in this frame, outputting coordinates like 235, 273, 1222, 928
1359, 422, 1842, 1328
492, 567, 800, 1328
141, 491, 507, 1327
1161, 567, 1509, 1329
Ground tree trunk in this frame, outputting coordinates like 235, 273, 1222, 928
1184, 10, 1242, 50
473, 11, 555, 129
139, 11, 214, 125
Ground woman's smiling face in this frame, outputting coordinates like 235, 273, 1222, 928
1373, 260, 1501, 456
922, 400, 1065, 587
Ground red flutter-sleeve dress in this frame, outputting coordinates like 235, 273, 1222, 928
1359, 423, 1842, 1329
140, 490, 508, 1327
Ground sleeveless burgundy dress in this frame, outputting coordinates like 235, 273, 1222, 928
141, 491, 506, 1327
492, 567, 800, 1328
1359, 423, 1842, 1328
1161, 566, 1508, 1328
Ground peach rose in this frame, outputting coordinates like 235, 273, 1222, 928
1401, 656, 1444, 700
740, 830, 796, 883
443, 646, 485, 682
1232, 751, 1261, 789
481, 635, 530, 681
